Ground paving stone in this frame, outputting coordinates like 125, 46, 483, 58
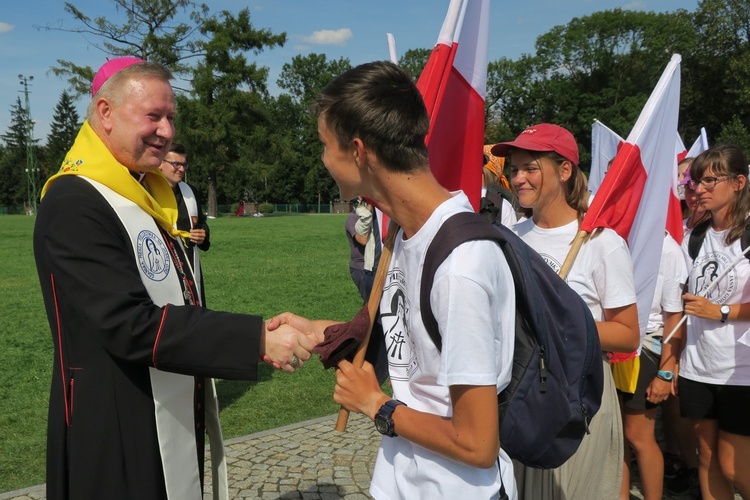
6, 412, 739, 500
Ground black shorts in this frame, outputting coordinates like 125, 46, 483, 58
620, 348, 660, 410
678, 376, 750, 436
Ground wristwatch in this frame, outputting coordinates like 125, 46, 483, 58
720, 304, 731, 323
374, 399, 406, 437
656, 370, 675, 382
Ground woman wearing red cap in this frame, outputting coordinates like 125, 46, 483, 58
492, 124, 640, 499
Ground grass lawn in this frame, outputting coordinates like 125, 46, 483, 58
0, 213, 365, 493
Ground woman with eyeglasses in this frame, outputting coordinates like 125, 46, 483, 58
680, 144, 750, 499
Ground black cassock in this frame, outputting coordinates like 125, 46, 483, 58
34, 176, 262, 499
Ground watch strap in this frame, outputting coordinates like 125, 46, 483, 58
375, 399, 406, 437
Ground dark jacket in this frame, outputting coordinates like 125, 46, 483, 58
34, 176, 262, 500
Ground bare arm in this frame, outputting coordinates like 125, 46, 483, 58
683, 293, 750, 322
334, 360, 500, 469
597, 303, 640, 353
646, 310, 683, 403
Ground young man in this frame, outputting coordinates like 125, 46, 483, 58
159, 142, 211, 305
271, 61, 517, 498
33, 57, 315, 500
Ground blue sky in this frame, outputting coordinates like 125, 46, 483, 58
1, 0, 697, 141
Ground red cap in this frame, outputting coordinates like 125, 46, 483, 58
91, 57, 144, 96
491, 123, 579, 167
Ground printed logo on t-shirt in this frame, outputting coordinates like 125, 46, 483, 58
381, 267, 418, 381
539, 253, 562, 274
692, 252, 734, 304
136, 230, 171, 281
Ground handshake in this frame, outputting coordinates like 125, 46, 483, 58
259, 313, 332, 372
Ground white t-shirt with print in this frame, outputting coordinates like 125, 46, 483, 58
512, 218, 636, 320
647, 234, 688, 333
681, 227, 750, 385
370, 192, 517, 500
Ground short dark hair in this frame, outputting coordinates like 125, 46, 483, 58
314, 61, 429, 173
169, 142, 187, 155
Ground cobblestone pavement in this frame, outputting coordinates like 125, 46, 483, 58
0, 413, 379, 500
1, 412, 743, 499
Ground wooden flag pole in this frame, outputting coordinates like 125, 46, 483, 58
558, 230, 589, 280
335, 219, 400, 432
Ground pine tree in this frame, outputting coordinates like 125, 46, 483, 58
46, 91, 81, 176
0, 97, 32, 210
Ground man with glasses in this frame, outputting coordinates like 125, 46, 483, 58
160, 143, 211, 305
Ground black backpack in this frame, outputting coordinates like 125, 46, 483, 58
688, 216, 750, 260
420, 212, 604, 469
480, 183, 522, 224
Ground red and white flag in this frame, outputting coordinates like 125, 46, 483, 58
664, 132, 685, 246
675, 128, 709, 162
676, 134, 688, 163
581, 54, 682, 353
417, 0, 489, 210
687, 127, 710, 158
589, 119, 624, 196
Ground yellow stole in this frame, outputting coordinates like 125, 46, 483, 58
40, 120, 190, 242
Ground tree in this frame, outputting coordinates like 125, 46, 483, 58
40, 0, 211, 96
275, 53, 351, 204
42, 1, 287, 210
45, 90, 81, 179
399, 48, 431, 80
717, 116, 750, 154
0, 98, 33, 210
486, 9, 695, 168
174, 8, 286, 214
684, 0, 750, 138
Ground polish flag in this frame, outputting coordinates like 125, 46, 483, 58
581, 54, 682, 356
589, 119, 624, 196
417, 0, 489, 210
687, 127, 710, 158
589, 119, 683, 244
663, 134, 686, 246
676, 134, 688, 163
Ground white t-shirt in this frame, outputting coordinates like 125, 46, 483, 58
647, 234, 688, 333
512, 218, 636, 320
370, 192, 517, 500
681, 226, 750, 385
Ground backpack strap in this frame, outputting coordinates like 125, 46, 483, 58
741, 217, 750, 254
688, 216, 750, 260
420, 212, 504, 351
479, 192, 502, 223
687, 217, 712, 260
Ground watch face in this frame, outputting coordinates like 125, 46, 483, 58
659, 371, 674, 381
374, 417, 390, 435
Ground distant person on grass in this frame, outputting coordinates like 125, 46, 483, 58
345, 197, 381, 303
33, 57, 315, 500
269, 61, 518, 499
